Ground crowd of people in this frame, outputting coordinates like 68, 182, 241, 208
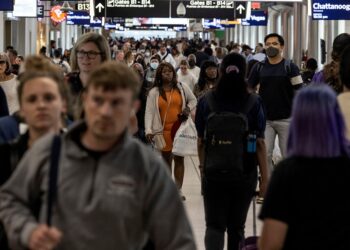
0, 31, 349, 250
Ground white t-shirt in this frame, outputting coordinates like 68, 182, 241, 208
53, 58, 72, 74
188, 66, 200, 81
177, 71, 197, 92
0, 76, 19, 115
158, 52, 176, 68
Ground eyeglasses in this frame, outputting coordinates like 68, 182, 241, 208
0, 60, 6, 64
76, 50, 102, 60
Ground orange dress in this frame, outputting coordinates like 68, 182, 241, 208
158, 89, 183, 152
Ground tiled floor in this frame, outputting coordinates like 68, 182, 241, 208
181, 156, 263, 250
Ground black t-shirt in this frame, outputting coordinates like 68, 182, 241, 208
71, 128, 108, 161
260, 156, 350, 250
248, 59, 301, 120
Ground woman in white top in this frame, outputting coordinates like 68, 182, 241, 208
0, 53, 19, 115
177, 59, 197, 92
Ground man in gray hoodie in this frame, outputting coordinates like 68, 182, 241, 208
0, 61, 196, 250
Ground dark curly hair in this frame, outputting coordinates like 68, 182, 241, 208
197, 60, 218, 91
331, 33, 350, 61
152, 62, 178, 101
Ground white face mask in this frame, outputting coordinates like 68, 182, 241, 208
150, 62, 159, 70
145, 51, 151, 57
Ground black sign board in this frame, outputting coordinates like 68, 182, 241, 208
94, 0, 240, 18
105, 0, 169, 18
94, 0, 106, 17
171, 0, 235, 18
234, 1, 247, 19
37, 5, 44, 18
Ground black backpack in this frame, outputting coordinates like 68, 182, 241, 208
203, 92, 258, 182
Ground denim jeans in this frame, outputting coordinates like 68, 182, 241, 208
265, 119, 290, 176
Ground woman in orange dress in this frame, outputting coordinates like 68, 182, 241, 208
145, 62, 197, 200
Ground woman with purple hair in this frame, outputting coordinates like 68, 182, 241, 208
259, 84, 350, 250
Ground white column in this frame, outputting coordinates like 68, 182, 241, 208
24, 18, 37, 56
0, 12, 4, 52
61, 21, 66, 51
344, 21, 350, 33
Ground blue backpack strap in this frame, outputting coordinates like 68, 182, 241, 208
257, 59, 291, 77
47, 135, 61, 226
284, 59, 291, 77
256, 59, 266, 77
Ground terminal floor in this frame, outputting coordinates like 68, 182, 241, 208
180, 156, 263, 250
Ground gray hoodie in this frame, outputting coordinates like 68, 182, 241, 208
0, 122, 196, 250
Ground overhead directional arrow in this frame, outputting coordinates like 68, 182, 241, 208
234, 1, 247, 19
236, 4, 245, 15
96, 2, 104, 13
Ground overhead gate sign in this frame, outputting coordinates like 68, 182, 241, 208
171, 0, 235, 19
312, 0, 350, 20
106, 0, 169, 18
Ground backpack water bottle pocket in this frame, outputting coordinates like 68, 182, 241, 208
247, 134, 257, 153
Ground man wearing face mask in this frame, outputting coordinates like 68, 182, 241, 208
248, 33, 303, 179
187, 54, 200, 80
145, 54, 161, 88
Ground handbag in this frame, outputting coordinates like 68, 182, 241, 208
172, 118, 198, 157
153, 89, 174, 150
153, 133, 166, 150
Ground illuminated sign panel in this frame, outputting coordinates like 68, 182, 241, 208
171, 0, 235, 18
13, 0, 36, 17
106, 0, 169, 17
67, 11, 90, 25
94, 0, 302, 18
50, 6, 67, 23
312, 0, 350, 20
241, 10, 267, 26
203, 19, 237, 29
